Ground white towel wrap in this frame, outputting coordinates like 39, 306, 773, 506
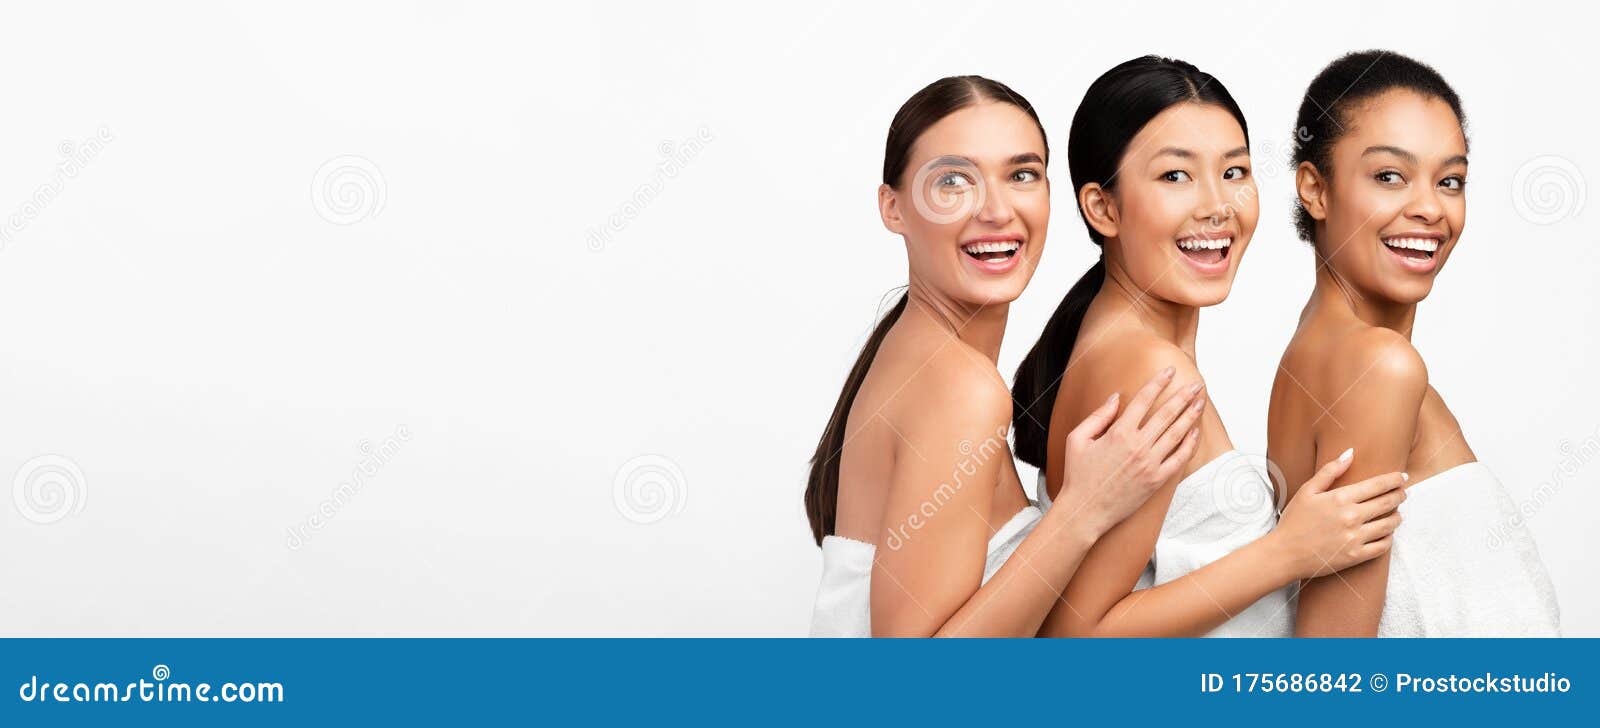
1378, 461, 1561, 637
808, 505, 1042, 637
1037, 450, 1296, 637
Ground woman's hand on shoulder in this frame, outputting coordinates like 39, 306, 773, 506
1054, 360, 1206, 537
1270, 449, 1411, 580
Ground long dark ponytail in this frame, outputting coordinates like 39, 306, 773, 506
1011, 56, 1249, 469
805, 75, 1048, 546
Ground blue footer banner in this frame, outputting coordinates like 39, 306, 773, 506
1, 638, 1589, 725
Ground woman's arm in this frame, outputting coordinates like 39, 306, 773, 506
1292, 331, 1426, 637
1037, 354, 1409, 638
870, 365, 1202, 637
1040, 450, 1404, 636
1037, 353, 1240, 637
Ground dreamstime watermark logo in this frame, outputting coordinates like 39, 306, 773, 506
0, 126, 115, 251
311, 154, 387, 225
612, 454, 686, 525
1486, 425, 1600, 550
17, 663, 284, 704
884, 425, 1010, 551
1286, 123, 1316, 163
12, 454, 87, 525
1208, 451, 1288, 527
586, 126, 714, 251
1253, 134, 1302, 183
1511, 155, 1586, 225
285, 425, 411, 550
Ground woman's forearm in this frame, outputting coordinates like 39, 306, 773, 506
929, 506, 1102, 637
1041, 531, 1296, 637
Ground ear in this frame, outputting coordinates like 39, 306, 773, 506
1295, 161, 1328, 223
878, 183, 905, 234
1078, 182, 1119, 240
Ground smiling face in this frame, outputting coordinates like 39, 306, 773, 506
1086, 102, 1258, 308
1301, 89, 1467, 304
878, 101, 1050, 308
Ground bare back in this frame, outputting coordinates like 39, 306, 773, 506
833, 307, 1030, 546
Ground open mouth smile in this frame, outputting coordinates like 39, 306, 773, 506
1175, 234, 1232, 275
960, 236, 1025, 274
1381, 232, 1444, 273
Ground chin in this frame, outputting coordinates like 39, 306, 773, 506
1384, 279, 1435, 305
962, 282, 1027, 306
1174, 280, 1233, 308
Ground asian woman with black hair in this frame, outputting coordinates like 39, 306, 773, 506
1014, 56, 1410, 637
1269, 50, 1560, 637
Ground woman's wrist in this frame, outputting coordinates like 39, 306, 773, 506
1041, 492, 1108, 549
1257, 529, 1304, 587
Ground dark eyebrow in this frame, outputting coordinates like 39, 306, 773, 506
927, 155, 978, 169
1223, 146, 1250, 160
1009, 152, 1045, 166
1152, 146, 1195, 160
1442, 154, 1469, 168
1362, 145, 1418, 164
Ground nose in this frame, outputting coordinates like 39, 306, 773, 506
1195, 176, 1235, 230
973, 178, 1016, 226
1404, 184, 1445, 226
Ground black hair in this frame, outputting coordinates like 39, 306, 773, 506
1291, 50, 1466, 244
806, 76, 1048, 545
1010, 56, 1248, 469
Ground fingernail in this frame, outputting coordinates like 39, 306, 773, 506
1190, 396, 1205, 411
1401, 472, 1410, 483
1106, 392, 1119, 405
1338, 448, 1354, 463
1160, 366, 1175, 379
1188, 381, 1203, 395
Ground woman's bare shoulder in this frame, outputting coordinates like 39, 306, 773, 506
1063, 329, 1201, 407
1283, 318, 1426, 393
867, 323, 1011, 437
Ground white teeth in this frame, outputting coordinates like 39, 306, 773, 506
1175, 237, 1232, 251
961, 240, 1021, 254
1382, 237, 1440, 252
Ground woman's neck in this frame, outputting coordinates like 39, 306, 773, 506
1100, 260, 1200, 355
904, 279, 1008, 364
1307, 263, 1417, 338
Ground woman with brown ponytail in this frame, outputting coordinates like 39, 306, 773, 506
806, 76, 1208, 638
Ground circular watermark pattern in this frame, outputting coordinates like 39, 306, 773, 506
1209, 451, 1286, 526
612, 454, 686, 525
13, 454, 87, 525
909, 157, 986, 225
311, 154, 387, 225
152, 664, 171, 681
1511, 155, 1586, 225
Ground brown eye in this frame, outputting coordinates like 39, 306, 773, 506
1012, 169, 1041, 183
1374, 171, 1405, 185
1440, 176, 1465, 191
1162, 170, 1191, 183
1223, 166, 1249, 181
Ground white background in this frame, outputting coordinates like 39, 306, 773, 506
1, 1, 1594, 636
